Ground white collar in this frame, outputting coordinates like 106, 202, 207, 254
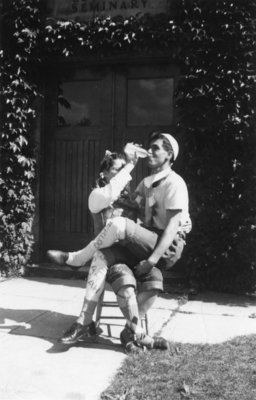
144, 167, 172, 188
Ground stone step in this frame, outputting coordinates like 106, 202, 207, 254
22, 263, 89, 280
22, 263, 190, 294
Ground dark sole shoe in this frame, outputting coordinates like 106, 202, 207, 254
135, 335, 170, 351
120, 326, 145, 354
152, 336, 170, 350
58, 321, 97, 345
125, 341, 145, 354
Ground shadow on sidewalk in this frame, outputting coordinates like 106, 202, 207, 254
0, 307, 124, 354
24, 276, 86, 288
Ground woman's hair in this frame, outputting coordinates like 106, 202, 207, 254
97, 151, 126, 187
148, 131, 174, 162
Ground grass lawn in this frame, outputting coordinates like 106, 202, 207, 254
101, 335, 256, 400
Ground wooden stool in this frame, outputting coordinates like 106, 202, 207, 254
95, 288, 149, 337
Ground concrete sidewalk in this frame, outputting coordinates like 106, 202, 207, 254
0, 276, 256, 400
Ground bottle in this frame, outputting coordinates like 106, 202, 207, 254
124, 143, 149, 158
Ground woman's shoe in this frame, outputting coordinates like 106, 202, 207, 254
47, 250, 82, 270
47, 250, 68, 265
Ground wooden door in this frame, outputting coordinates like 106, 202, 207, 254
42, 67, 113, 253
41, 63, 177, 255
114, 64, 177, 190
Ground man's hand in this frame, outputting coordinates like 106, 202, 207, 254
169, 236, 179, 253
134, 260, 155, 277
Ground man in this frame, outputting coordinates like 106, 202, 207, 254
59, 132, 192, 352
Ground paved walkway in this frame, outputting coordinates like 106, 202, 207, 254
0, 276, 256, 400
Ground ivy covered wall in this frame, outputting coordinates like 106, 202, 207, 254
0, 0, 255, 293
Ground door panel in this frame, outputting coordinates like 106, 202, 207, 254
42, 68, 113, 252
114, 64, 177, 189
41, 63, 177, 255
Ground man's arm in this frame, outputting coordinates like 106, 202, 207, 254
148, 210, 181, 265
135, 209, 181, 276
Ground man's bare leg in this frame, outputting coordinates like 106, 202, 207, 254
116, 286, 169, 352
137, 289, 159, 319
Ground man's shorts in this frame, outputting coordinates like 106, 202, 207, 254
102, 218, 186, 293
106, 262, 164, 294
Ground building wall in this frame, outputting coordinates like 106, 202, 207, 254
36, 2, 177, 260
46, 0, 170, 21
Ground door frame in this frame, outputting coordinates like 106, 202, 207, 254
38, 58, 180, 260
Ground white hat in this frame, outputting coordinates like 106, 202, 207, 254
161, 133, 179, 161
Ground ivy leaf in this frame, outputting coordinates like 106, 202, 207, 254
24, 170, 34, 179
16, 135, 28, 147
8, 189, 16, 198
9, 142, 20, 153
17, 155, 31, 166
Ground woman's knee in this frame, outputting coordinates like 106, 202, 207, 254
110, 217, 127, 239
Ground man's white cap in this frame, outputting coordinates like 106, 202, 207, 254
161, 133, 179, 161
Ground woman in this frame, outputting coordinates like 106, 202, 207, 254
47, 148, 143, 347
47, 148, 139, 266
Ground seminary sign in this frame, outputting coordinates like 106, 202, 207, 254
46, 0, 170, 20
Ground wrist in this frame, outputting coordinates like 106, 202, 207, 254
147, 258, 157, 267
124, 162, 135, 172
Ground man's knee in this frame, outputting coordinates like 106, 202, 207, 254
116, 285, 137, 308
106, 263, 136, 294
117, 285, 135, 298
137, 266, 164, 292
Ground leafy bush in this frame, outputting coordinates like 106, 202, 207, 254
172, 0, 256, 292
0, 0, 40, 275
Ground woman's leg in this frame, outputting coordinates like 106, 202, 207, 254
59, 247, 132, 345
48, 218, 158, 267
76, 251, 108, 326
59, 250, 109, 344
66, 217, 127, 266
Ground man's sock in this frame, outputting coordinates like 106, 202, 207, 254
76, 251, 108, 326
67, 217, 126, 267
116, 286, 154, 347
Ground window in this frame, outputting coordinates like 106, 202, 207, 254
58, 80, 101, 127
127, 78, 174, 126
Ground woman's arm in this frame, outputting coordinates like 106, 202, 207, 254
88, 163, 135, 213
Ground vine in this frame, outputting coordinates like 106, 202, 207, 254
0, 0, 256, 292
0, 0, 40, 275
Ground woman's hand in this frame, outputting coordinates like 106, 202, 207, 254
124, 142, 143, 165
124, 147, 138, 165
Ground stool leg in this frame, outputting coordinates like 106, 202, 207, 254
145, 313, 149, 335
95, 290, 105, 330
107, 324, 111, 337
141, 313, 149, 335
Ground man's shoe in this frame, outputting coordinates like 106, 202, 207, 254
47, 250, 68, 265
120, 327, 144, 354
136, 334, 170, 350
58, 321, 97, 345
152, 336, 170, 350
